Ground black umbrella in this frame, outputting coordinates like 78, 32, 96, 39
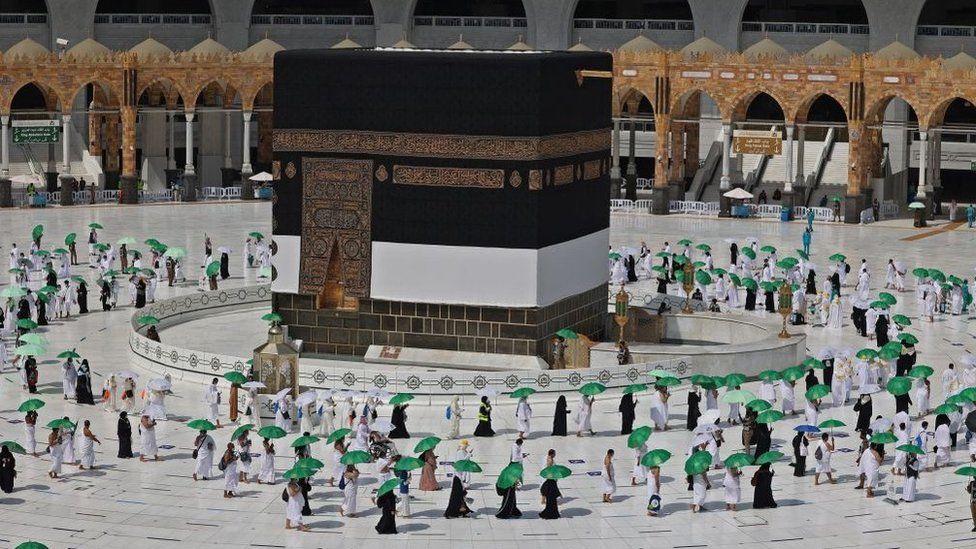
966, 410, 976, 433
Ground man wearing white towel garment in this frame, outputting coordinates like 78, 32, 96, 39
601, 449, 616, 503
139, 413, 159, 461
689, 442, 709, 512
779, 378, 796, 415
575, 394, 594, 437
204, 377, 221, 429
47, 429, 64, 479
61, 358, 77, 400
192, 429, 216, 480
257, 437, 276, 485
78, 420, 100, 470
892, 422, 910, 475
724, 465, 741, 511
859, 442, 881, 498
901, 452, 920, 503
23, 410, 37, 457
813, 433, 835, 485
317, 395, 335, 437
915, 421, 931, 471
515, 395, 532, 439
631, 441, 648, 485
934, 421, 952, 469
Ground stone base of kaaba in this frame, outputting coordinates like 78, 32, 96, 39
273, 284, 607, 365
363, 345, 549, 370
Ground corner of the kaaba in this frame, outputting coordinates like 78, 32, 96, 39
270, 47, 613, 365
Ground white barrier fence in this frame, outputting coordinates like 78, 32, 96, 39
612, 200, 841, 222
793, 206, 834, 222
129, 284, 693, 395
201, 186, 242, 200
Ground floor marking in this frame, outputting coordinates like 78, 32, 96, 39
186, 522, 219, 527
769, 538, 802, 543
863, 528, 891, 534
75, 512, 105, 517
845, 512, 871, 517
146, 537, 181, 542
116, 499, 146, 505
52, 527, 84, 532
931, 500, 954, 506
900, 221, 965, 241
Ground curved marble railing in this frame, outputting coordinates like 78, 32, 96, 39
129, 284, 694, 395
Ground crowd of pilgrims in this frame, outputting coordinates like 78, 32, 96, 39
5, 228, 976, 535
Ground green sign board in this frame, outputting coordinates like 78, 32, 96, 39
971, 161, 976, 171
13, 126, 59, 144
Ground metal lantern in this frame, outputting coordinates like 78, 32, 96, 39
681, 261, 695, 314
614, 285, 630, 343
253, 325, 299, 399
777, 282, 793, 338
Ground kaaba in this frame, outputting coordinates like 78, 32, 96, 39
271, 48, 611, 366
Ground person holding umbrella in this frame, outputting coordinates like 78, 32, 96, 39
751, 462, 777, 508
284, 478, 309, 531
192, 428, 215, 479
374, 478, 399, 534
813, 432, 835, 485
339, 463, 360, 517
539, 464, 568, 519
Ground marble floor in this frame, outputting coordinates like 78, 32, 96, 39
0, 204, 975, 549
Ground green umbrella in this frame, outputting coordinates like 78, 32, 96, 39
721, 389, 756, 404
677, 239, 693, 246
0, 287, 26, 299
393, 456, 425, 471
31, 224, 43, 241
35, 292, 51, 304
781, 366, 804, 382
729, 273, 742, 286
248, 232, 265, 240
892, 314, 911, 326
775, 258, 797, 270
692, 260, 706, 269
88, 222, 103, 229
654, 376, 681, 388
759, 281, 778, 293
869, 300, 889, 310
627, 426, 653, 449
711, 267, 727, 276
655, 251, 671, 259
886, 376, 913, 396
818, 419, 846, 431
340, 450, 372, 465
377, 477, 400, 496
948, 394, 970, 406
828, 253, 846, 262
15, 542, 48, 549
724, 452, 754, 469
756, 410, 784, 424
724, 373, 747, 388
19, 333, 48, 346
70, 275, 85, 283
93, 243, 109, 252
579, 382, 606, 396
163, 247, 187, 259
37, 285, 58, 295
187, 419, 216, 431
878, 292, 897, 305
1, 441, 27, 454
122, 267, 139, 275
540, 464, 572, 480
555, 328, 578, 339
695, 270, 712, 285
933, 403, 959, 415
51, 247, 68, 255
260, 312, 283, 324
205, 261, 221, 277
640, 448, 672, 468
741, 247, 756, 260
46, 418, 75, 430
689, 374, 712, 386
231, 424, 255, 441
949, 275, 965, 286
870, 432, 898, 444
897, 333, 919, 346
741, 277, 758, 291
6, 268, 23, 275
746, 399, 772, 412
895, 444, 924, 455
954, 466, 976, 477
760, 245, 776, 254
608, 252, 622, 260
908, 365, 934, 379
57, 349, 82, 359
911, 267, 928, 278
291, 435, 320, 448
64, 232, 77, 245
510, 388, 536, 399
389, 393, 414, 406
497, 462, 524, 489
283, 465, 317, 479
624, 383, 648, 395
928, 270, 946, 283
14, 344, 45, 356
684, 450, 712, 475
651, 266, 668, 275
805, 384, 831, 401
325, 428, 352, 444
256, 425, 287, 440
878, 342, 903, 361
856, 348, 879, 361
34, 250, 50, 258
757, 370, 781, 382
671, 255, 687, 266
695, 243, 711, 252
414, 436, 442, 454
17, 399, 45, 412
453, 459, 483, 473
754, 450, 784, 465
961, 387, 976, 402
802, 358, 825, 370
795, 249, 809, 260
223, 371, 247, 385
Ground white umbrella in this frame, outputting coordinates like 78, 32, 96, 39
693, 423, 720, 435
476, 387, 498, 399
723, 238, 738, 244
115, 370, 139, 380
243, 381, 266, 390
274, 387, 293, 401
217, 247, 232, 255
294, 391, 318, 407
817, 347, 835, 360
335, 390, 361, 400
691, 433, 713, 447
366, 388, 390, 400
869, 418, 892, 432
141, 404, 167, 420
249, 171, 274, 182
371, 419, 394, 433
146, 378, 172, 392
959, 354, 976, 367
722, 187, 754, 200
699, 409, 721, 425
315, 389, 334, 399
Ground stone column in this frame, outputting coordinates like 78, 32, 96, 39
625, 119, 637, 201
167, 113, 176, 170
720, 123, 732, 190
796, 125, 805, 184
930, 131, 942, 217
916, 130, 927, 199
844, 123, 867, 223
609, 118, 621, 199
119, 106, 138, 204
650, 115, 670, 214
103, 114, 119, 189
58, 114, 75, 206
241, 111, 254, 200
87, 109, 101, 158
0, 115, 9, 207
781, 125, 795, 216
183, 112, 198, 201
668, 123, 685, 200
223, 112, 233, 169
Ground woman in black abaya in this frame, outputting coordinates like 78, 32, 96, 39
792, 431, 808, 477
753, 421, 771, 458
443, 475, 472, 518
135, 279, 146, 309
100, 280, 111, 311
374, 489, 398, 534
686, 389, 701, 430
117, 411, 133, 458
618, 393, 636, 435
474, 396, 495, 437
75, 359, 95, 405
495, 484, 521, 519
745, 287, 757, 311
0, 446, 15, 493
77, 280, 88, 313
389, 404, 409, 439
552, 395, 569, 436
539, 478, 562, 519
751, 463, 777, 508
220, 252, 230, 280
36, 295, 47, 326
853, 394, 873, 434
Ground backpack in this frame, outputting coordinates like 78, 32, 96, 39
338, 475, 346, 490
445, 406, 452, 420
217, 457, 227, 472
814, 446, 823, 461
845, 264, 851, 274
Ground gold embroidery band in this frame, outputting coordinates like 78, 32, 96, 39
273, 128, 609, 161
392, 165, 505, 189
